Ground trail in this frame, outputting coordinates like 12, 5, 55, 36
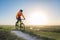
11, 30, 43, 40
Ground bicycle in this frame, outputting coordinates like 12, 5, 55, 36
15, 19, 25, 31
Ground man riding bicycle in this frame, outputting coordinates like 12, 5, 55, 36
15, 9, 25, 26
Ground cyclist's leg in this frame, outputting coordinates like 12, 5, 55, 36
19, 18, 21, 26
15, 18, 19, 26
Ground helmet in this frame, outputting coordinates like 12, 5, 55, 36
20, 9, 23, 12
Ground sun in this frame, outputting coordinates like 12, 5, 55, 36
29, 11, 48, 25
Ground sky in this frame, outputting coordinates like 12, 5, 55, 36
0, 0, 60, 25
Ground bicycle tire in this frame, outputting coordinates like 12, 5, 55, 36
20, 23, 25, 31
15, 22, 20, 30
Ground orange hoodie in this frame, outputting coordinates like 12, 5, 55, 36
16, 11, 25, 19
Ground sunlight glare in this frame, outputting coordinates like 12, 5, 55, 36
29, 11, 48, 25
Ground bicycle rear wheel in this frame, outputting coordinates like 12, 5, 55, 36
15, 21, 21, 30
15, 24, 18, 30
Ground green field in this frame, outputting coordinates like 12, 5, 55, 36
0, 25, 24, 40
0, 25, 60, 40
25, 25, 60, 40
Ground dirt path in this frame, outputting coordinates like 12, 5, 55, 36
11, 30, 42, 40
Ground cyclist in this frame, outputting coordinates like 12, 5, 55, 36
15, 9, 25, 26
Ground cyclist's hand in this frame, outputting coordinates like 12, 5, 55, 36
24, 18, 25, 20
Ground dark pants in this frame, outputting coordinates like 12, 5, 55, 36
15, 18, 21, 26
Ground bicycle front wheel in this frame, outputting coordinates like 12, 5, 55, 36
20, 23, 25, 31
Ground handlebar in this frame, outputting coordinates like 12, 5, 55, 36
21, 19, 25, 20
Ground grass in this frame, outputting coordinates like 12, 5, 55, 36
24, 25, 60, 40
0, 25, 60, 40
0, 25, 24, 40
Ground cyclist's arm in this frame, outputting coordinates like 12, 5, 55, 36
21, 13, 25, 19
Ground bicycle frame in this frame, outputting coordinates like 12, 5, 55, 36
15, 19, 25, 31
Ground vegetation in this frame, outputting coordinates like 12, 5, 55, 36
0, 25, 60, 40
25, 25, 60, 40
0, 25, 24, 40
